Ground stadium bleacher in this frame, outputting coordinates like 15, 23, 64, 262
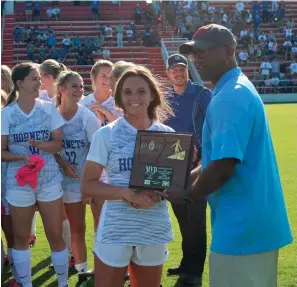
1, 1, 297, 93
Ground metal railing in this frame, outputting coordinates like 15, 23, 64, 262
161, 37, 202, 84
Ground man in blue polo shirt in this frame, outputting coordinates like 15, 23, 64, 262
161, 24, 293, 287
165, 54, 211, 287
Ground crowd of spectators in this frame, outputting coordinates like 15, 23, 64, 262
161, 1, 296, 93
10, 1, 297, 93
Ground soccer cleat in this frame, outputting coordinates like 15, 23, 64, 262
68, 256, 77, 273
7, 279, 22, 287
29, 235, 36, 248
4, 255, 9, 265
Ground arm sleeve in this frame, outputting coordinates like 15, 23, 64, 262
192, 89, 212, 149
50, 104, 65, 131
208, 100, 255, 162
86, 110, 101, 142
1, 108, 9, 136
86, 126, 111, 166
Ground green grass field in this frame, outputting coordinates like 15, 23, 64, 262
2, 104, 297, 287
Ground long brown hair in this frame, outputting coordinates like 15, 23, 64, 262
1, 65, 13, 95
5, 62, 38, 106
114, 66, 174, 123
56, 70, 83, 107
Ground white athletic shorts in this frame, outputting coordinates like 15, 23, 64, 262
62, 190, 82, 204
93, 242, 169, 267
6, 183, 63, 207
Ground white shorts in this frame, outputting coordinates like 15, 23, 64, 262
93, 242, 169, 268
62, 190, 82, 204
6, 183, 63, 207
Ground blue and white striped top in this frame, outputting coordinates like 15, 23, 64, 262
87, 117, 174, 246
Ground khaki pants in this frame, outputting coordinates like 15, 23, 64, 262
209, 250, 278, 287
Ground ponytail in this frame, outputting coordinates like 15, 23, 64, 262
5, 87, 18, 106
56, 91, 62, 107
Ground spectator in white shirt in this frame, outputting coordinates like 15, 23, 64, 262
240, 29, 248, 40
238, 50, 249, 65
102, 46, 111, 60
126, 28, 133, 44
245, 10, 253, 27
208, 4, 216, 15
235, 1, 245, 15
52, 5, 60, 21
284, 26, 292, 38
289, 60, 297, 75
46, 6, 54, 20
261, 59, 272, 78
258, 31, 267, 42
222, 13, 228, 26
271, 75, 280, 93
62, 35, 72, 51
105, 24, 113, 46
283, 38, 293, 60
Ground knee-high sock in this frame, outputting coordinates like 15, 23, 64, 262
51, 248, 69, 287
62, 219, 72, 257
12, 248, 32, 287
31, 212, 38, 236
8, 248, 20, 282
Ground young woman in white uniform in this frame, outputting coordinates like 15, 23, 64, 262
81, 66, 174, 287
1, 62, 69, 287
39, 59, 67, 104
54, 71, 101, 282
39, 59, 76, 268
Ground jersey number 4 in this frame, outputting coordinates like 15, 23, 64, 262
29, 145, 40, 155
65, 151, 77, 165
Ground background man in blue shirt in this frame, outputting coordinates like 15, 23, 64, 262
160, 24, 293, 287
165, 54, 211, 287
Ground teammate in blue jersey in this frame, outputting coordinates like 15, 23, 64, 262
1, 62, 69, 287
81, 66, 174, 287
54, 71, 101, 284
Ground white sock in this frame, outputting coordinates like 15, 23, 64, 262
8, 248, 20, 283
75, 262, 88, 274
51, 248, 69, 287
12, 248, 32, 287
62, 219, 72, 257
31, 212, 37, 236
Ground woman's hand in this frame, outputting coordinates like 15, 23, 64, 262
121, 188, 156, 209
23, 155, 36, 167
63, 162, 79, 179
122, 188, 161, 209
27, 139, 43, 150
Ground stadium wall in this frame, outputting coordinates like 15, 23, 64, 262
260, 94, 297, 104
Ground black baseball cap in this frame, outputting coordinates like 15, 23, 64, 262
179, 24, 237, 54
167, 53, 188, 69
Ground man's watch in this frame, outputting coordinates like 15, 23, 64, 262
183, 189, 194, 204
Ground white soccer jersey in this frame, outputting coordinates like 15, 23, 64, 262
87, 117, 174, 246
39, 90, 56, 105
80, 93, 123, 183
80, 93, 123, 124
59, 105, 101, 192
1, 99, 64, 191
